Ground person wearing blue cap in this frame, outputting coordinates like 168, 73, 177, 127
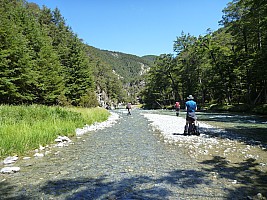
184, 95, 197, 135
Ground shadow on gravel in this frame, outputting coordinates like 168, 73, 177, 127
0, 181, 15, 200
224, 126, 267, 145
200, 156, 267, 199
39, 175, 169, 199
199, 112, 267, 147
35, 169, 219, 199
0, 181, 28, 200
172, 133, 184, 136
1, 164, 265, 199
200, 125, 267, 149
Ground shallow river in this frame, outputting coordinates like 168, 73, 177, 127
0, 109, 266, 199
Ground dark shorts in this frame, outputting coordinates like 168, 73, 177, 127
186, 112, 197, 122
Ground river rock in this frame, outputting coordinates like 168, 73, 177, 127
56, 142, 66, 147
55, 136, 71, 143
39, 145, 46, 151
3, 156, 18, 165
34, 153, 44, 158
1, 167, 20, 174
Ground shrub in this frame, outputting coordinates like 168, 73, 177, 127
252, 104, 267, 115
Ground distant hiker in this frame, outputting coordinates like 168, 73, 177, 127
174, 101, 180, 116
126, 103, 132, 115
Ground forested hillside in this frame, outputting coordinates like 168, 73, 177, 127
0, 0, 154, 107
141, 0, 267, 111
85, 45, 155, 105
86, 46, 154, 83
0, 0, 94, 106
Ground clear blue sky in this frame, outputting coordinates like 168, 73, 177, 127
29, 0, 230, 57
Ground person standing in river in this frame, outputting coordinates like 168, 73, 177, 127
174, 101, 180, 116
184, 95, 197, 134
126, 102, 132, 115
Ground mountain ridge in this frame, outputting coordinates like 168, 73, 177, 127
85, 44, 157, 104
86, 45, 156, 83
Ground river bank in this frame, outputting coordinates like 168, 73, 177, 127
0, 105, 110, 158
142, 110, 267, 199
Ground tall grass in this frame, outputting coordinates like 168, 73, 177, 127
67, 107, 110, 125
0, 105, 110, 158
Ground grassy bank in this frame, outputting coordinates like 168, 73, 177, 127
0, 105, 110, 158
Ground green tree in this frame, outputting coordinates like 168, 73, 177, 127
0, 0, 36, 104
174, 33, 200, 101
62, 37, 94, 106
141, 54, 177, 107
221, 0, 267, 104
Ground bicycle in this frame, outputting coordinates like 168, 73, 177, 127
184, 117, 200, 136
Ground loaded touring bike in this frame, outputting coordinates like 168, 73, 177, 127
184, 117, 200, 136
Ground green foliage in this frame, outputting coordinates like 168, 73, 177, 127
62, 38, 94, 106
219, 0, 267, 104
0, 0, 95, 106
0, 0, 155, 106
141, 55, 157, 62
209, 103, 251, 112
141, 54, 179, 108
90, 48, 152, 83
67, 107, 110, 125
0, 0, 36, 103
0, 105, 82, 157
142, 0, 267, 108
4, 0, 266, 109
252, 104, 267, 115
0, 105, 110, 158
208, 103, 267, 115
56, 93, 72, 107
85, 45, 153, 104
79, 90, 99, 108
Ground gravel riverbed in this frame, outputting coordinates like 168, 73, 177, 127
1, 109, 266, 199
